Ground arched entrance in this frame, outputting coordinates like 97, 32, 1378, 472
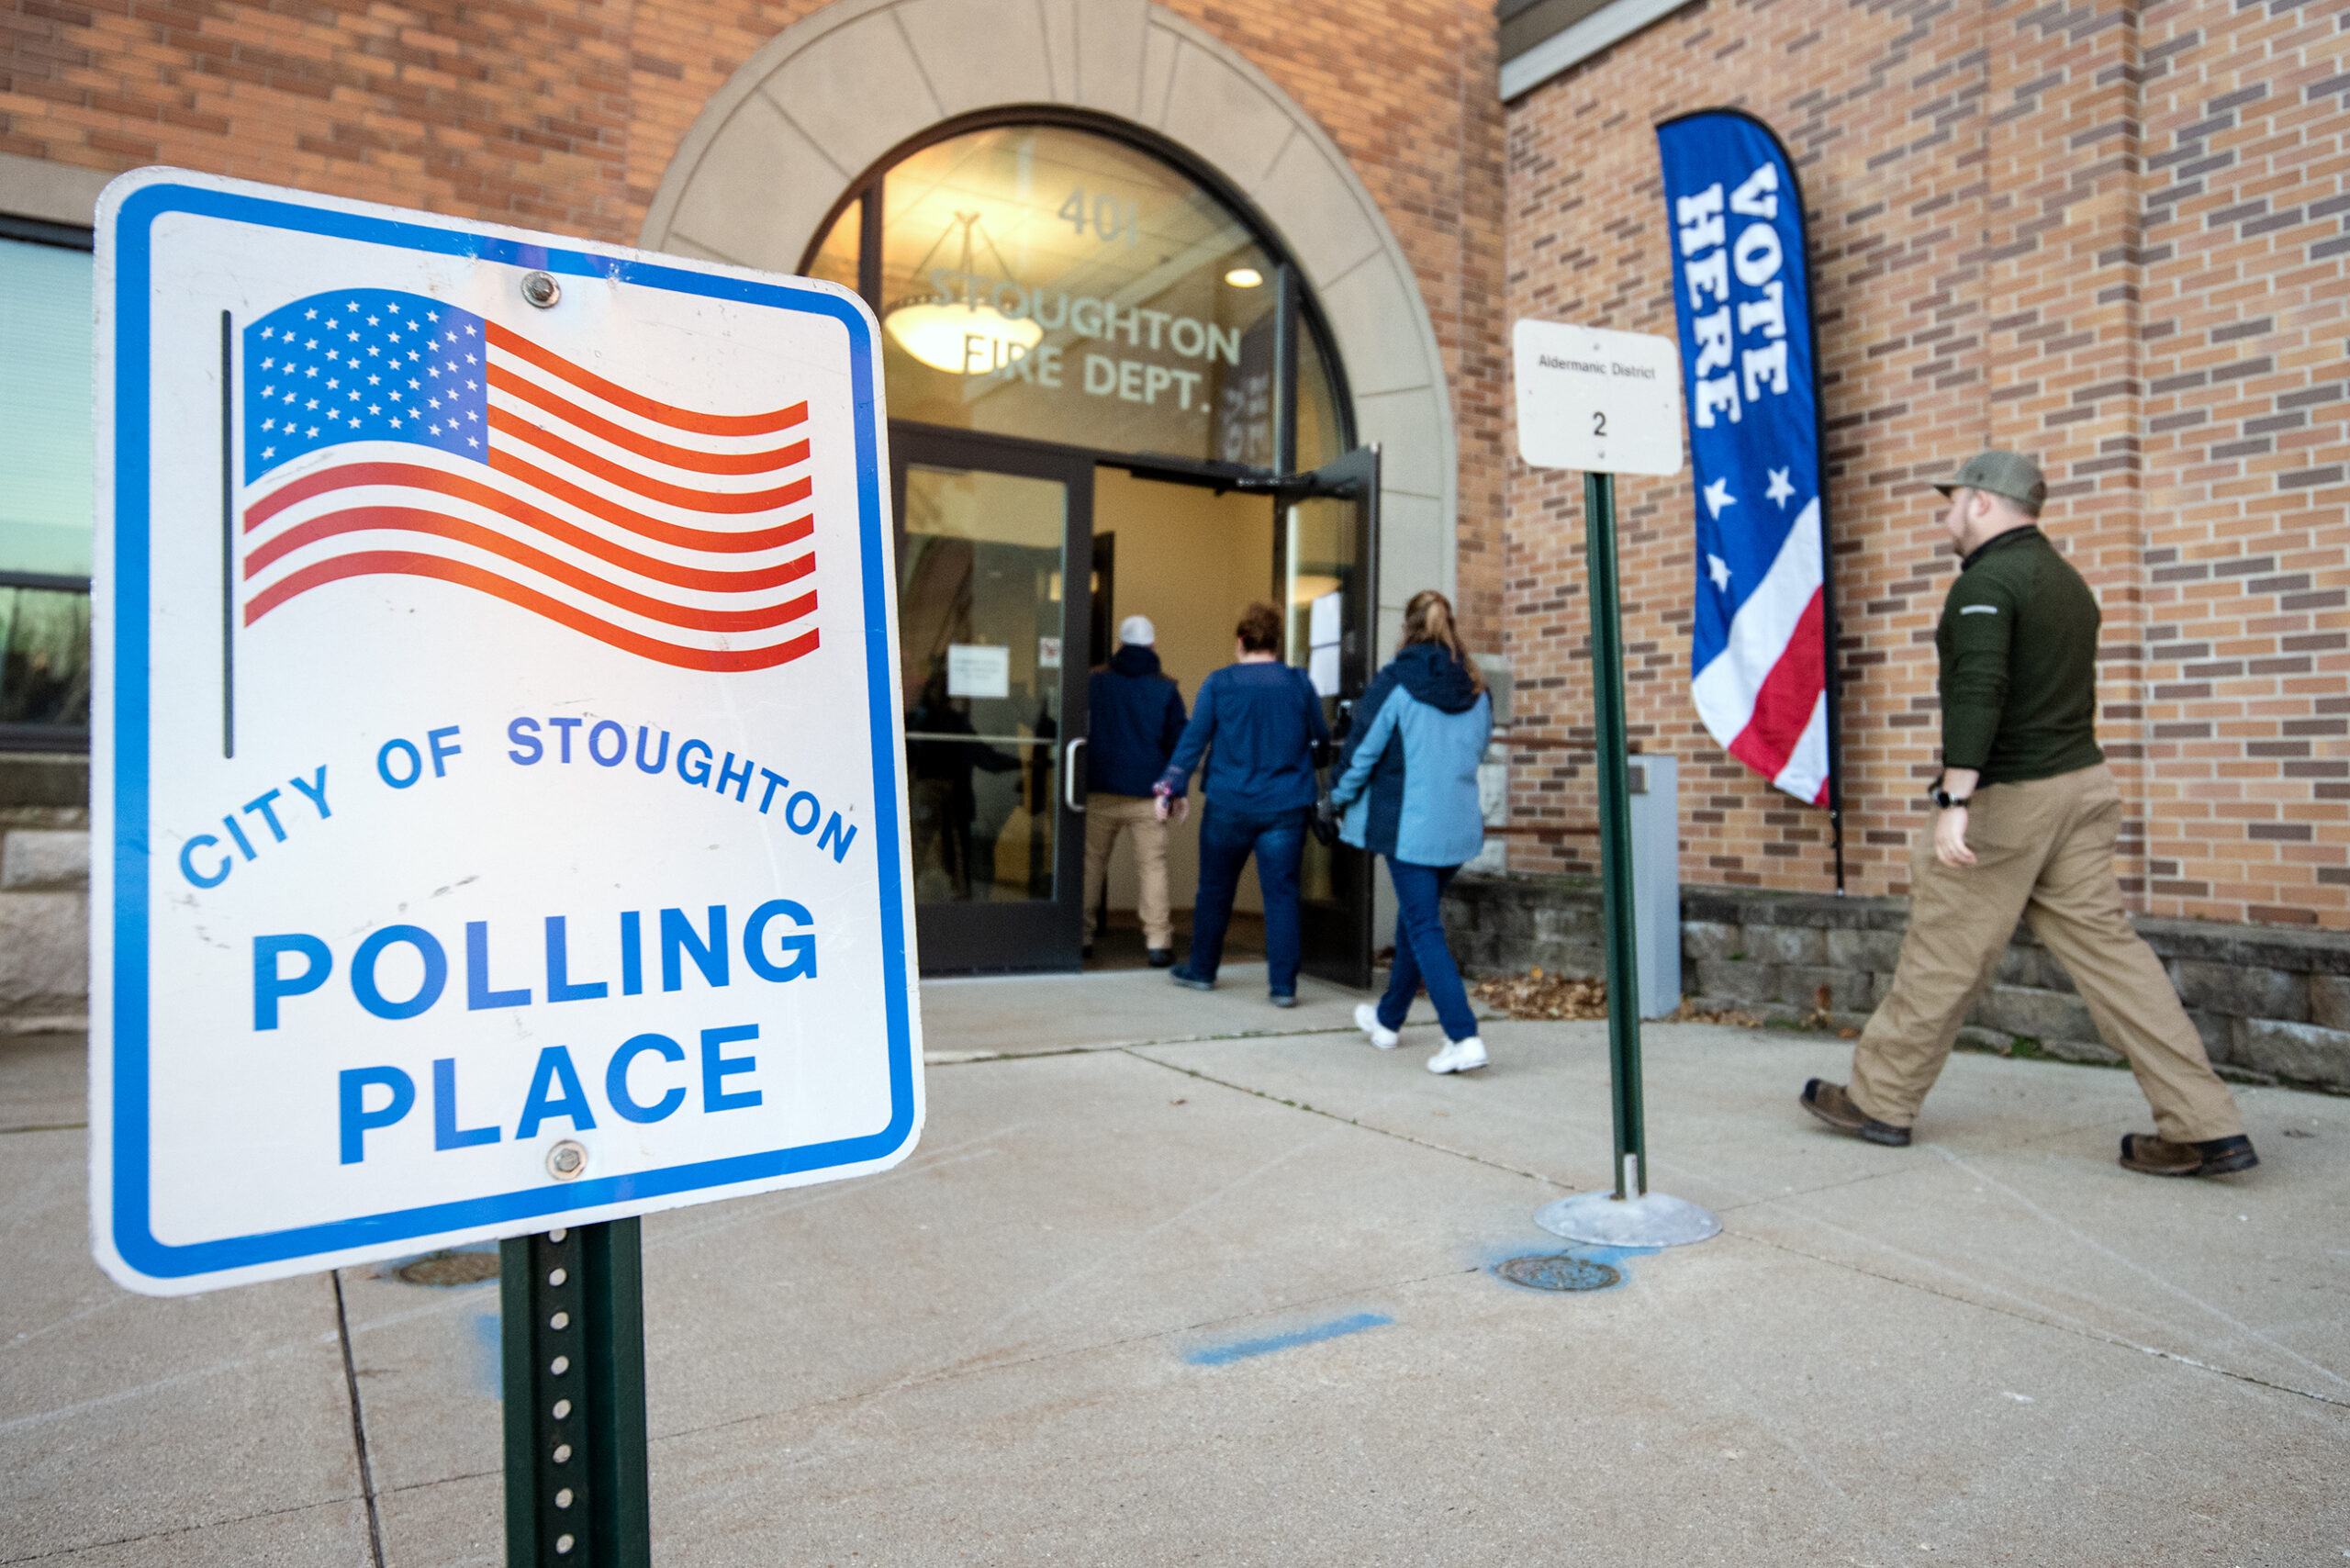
643, 3, 1453, 980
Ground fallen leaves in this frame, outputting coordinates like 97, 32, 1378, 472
1468, 968, 1796, 1031
1668, 998, 1767, 1028
1469, 967, 1607, 1020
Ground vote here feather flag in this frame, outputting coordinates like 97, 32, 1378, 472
239, 287, 818, 672
1656, 113, 1835, 806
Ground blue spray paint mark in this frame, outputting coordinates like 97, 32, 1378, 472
1577, 1244, 1660, 1273
1185, 1312, 1393, 1366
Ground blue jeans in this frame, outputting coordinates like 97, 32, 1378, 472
1378, 858, 1477, 1042
1190, 804, 1306, 994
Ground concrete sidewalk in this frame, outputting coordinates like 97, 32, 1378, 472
4, 969, 2346, 1565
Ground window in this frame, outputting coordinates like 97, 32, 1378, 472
0, 223, 95, 747
807, 118, 1348, 473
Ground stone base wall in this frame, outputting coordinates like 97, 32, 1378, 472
0, 808, 90, 1029
1443, 873, 2350, 1095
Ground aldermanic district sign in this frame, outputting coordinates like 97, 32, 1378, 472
1512, 319, 1684, 479
92, 170, 923, 1295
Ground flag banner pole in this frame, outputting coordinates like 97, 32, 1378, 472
1655, 108, 1840, 877
218, 309, 236, 759
1534, 472, 1719, 1250
504, 1222, 651, 1567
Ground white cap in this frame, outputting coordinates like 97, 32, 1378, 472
1118, 614, 1156, 647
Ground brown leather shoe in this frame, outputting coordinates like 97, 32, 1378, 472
1800, 1079, 1912, 1147
2119, 1132, 2258, 1177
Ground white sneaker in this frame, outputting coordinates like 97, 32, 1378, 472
1427, 1036, 1488, 1075
1354, 1002, 1400, 1050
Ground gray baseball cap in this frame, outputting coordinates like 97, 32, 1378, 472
1933, 450, 2046, 514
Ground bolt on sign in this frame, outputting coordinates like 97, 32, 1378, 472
91, 170, 923, 1294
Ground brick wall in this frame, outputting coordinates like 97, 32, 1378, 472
0, 0, 1510, 634
9, 0, 2340, 927
1502, 0, 2348, 927
1442, 871, 2350, 1092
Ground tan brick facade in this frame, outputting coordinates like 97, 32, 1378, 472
6, 0, 2343, 928
1503, 0, 2348, 928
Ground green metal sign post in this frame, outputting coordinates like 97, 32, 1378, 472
1580, 471, 1649, 1204
1527, 469, 1718, 1249
503, 1222, 651, 1566
1512, 317, 1718, 1249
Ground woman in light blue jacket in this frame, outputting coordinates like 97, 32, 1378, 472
1327, 590, 1494, 1073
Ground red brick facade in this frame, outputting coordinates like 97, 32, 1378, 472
1504, 0, 2349, 928
0, 0, 1510, 610
6, 0, 2343, 926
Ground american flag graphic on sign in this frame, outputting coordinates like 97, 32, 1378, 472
240, 287, 818, 671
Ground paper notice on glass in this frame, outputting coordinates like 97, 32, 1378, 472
1036, 636, 1062, 669
1309, 643, 1341, 697
947, 644, 1010, 699
1309, 590, 1342, 650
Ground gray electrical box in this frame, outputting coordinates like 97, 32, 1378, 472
1625, 757, 1682, 1018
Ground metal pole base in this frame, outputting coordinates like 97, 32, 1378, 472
1535, 1190, 1720, 1249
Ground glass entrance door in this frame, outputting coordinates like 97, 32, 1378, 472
1283, 446, 1380, 990
892, 429, 1093, 972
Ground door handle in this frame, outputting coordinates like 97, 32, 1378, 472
1064, 737, 1086, 812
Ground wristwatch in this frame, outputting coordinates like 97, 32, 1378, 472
1932, 785, 1972, 810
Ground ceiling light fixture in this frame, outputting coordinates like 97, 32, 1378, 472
884, 211, 1043, 375
1223, 266, 1265, 288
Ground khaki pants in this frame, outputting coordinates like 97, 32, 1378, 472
1849, 763, 2242, 1143
1083, 793, 1172, 949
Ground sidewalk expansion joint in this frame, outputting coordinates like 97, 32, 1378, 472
1724, 1228, 2350, 1412
330, 1271, 388, 1568
926, 1023, 1363, 1066
637, 1264, 1487, 1454
0, 1495, 375, 1567
1118, 1047, 1581, 1191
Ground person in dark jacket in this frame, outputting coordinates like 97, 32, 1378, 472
1328, 589, 1494, 1074
1154, 601, 1330, 1005
1084, 615, 1188, 965
906, 666, 1021, 899
1801, 452, 2252, 1175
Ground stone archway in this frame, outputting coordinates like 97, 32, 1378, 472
638, 0, 1459, 632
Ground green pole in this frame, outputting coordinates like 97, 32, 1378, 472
1582, 470, 1647, 1200
504, 1219, 651, 1566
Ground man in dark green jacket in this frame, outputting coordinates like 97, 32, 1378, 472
1801, 452, 2255, 1178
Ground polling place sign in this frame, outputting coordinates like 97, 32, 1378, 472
91, 170, 922, 1295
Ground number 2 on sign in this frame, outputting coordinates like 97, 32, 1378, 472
1593, 410, 1608, 437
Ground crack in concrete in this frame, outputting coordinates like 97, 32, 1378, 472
923, 1019, 1367, 1065
641, 1261, 1488, 1462
1118, 1046, 2350, 1414
1121, 1047, 1579, 1189
331, 1270, 388, 1568
1724, 1227, 2350, 1413
0, 1498, 372, 1567
1929, 1143, 2350, 1394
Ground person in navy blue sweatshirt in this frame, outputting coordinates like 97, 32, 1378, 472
1154, 601, 1330, 1005
1327, 589, 1494, 1074
1083, 615, 1189, 966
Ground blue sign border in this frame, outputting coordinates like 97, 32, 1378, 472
106, 182, 914, 1280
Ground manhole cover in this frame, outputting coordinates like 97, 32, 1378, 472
1496, 1253, 1621, 1293
397, 1250, 501, 1287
